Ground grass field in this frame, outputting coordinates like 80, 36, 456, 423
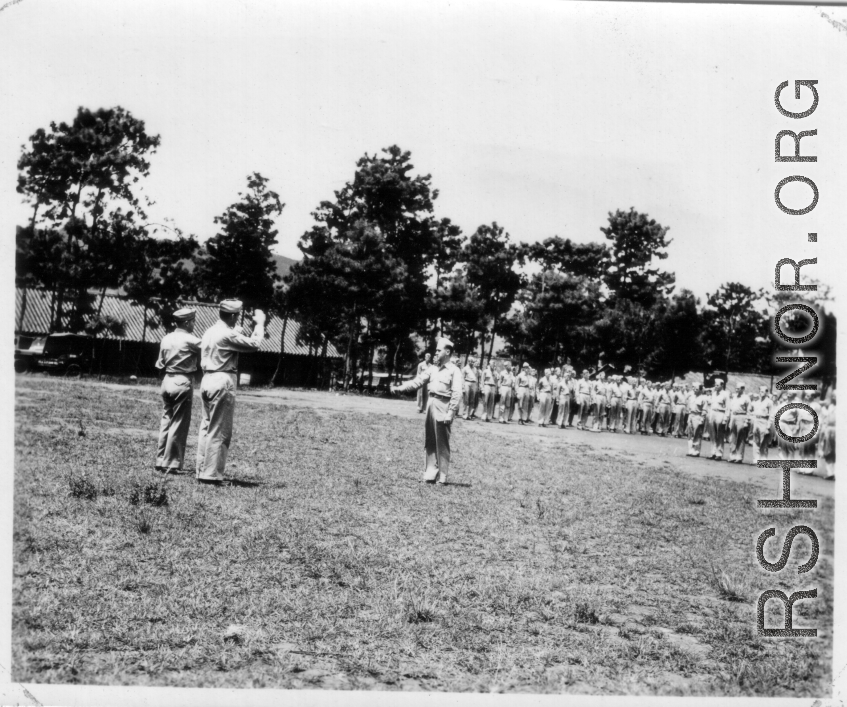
12, 376, 834, 696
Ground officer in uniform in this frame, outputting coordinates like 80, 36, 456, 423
515, 363, 532, 424
155, 307, 201, 473
671, 384, 687, 437
655, 382, 673, 436
481, 360, 498, 421
416, 353, 432, 413
508, 364, 520, 421
461, 356, 480, 420
637, 381, 655, 435
607, 375, 622, 432
196, 300, 266, 484
685, 383, 709, 456
392, 337, 463, 484
536, 368, 554, 427
498, 363, 516, 424
707, 378, 729, 460
528, 367, 539, 422
727, 383, 752, 463
621, 376, 637, 434
557, 370, 574, 429
591, 373, 607, 432
576, 370, 593, 430
750, 386, 774, 463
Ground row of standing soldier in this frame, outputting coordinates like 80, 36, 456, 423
414, 355, 834, 474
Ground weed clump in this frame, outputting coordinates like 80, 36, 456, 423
709, 562, 749, 602
68, 474, 98, 501
574, 601, 599, 625
128, 482, 169, 507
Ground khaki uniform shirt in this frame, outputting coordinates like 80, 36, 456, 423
751, 397, 773, 419
156, 329, 201, 373
404, 362, 463, 415
729, 394, 752, 415
710, 389, 729, 414
200, 319, 263, 373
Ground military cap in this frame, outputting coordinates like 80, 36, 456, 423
759, 385, 768, 392
714, 378, 724, 385
173, 307, 196, 322
219, 299, 243, 314
522, 363, 530, 369
437, 337, 454, 349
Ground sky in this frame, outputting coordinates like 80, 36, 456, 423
2, 0, 846, 304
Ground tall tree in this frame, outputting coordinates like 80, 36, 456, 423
463, 222, 525, 362
702, 282, 768, 377
600, 208, 675, 308
426, 217, 465, 342
286, 146, 440, 387
16, 106, 161, 332
194, 172, 284, 315
650, 289, 705, 378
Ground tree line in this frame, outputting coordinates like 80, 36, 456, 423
14, 106, 836, 391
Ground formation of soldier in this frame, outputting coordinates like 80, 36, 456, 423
423, 355, 835, 475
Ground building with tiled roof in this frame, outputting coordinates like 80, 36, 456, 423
15, 287, 340, 386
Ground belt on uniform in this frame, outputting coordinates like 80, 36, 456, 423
165, 371, 195, 375
430, 392, 451, 401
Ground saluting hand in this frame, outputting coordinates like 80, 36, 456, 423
253, 309, 266, 325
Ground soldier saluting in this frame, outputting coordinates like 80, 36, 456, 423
195, 300, 265, 484
392, 337, 463, 485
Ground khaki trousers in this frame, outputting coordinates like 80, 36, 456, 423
462, 383, 479, 419
728, 414, 750, 462
752, 417, 771, 462
624, 400, 638, 433
672, 405, 686, 436
517, 388, 532, 421
577, 394, 592, 428
708, 411, 728, 458
417, 385, 429, 413
196, 371, 237, 481
591, 397, 606, 430
608, 398, 622, 431
687, 413, 706, 455
482, 384, 497, 420
557, 397, 572, 428
656, 403, 672, 435
537, 392, 552, 424
639, 404, 654, 433
424, 396, 452, 482
498, 386, 513, 422
156, 373, 194, 470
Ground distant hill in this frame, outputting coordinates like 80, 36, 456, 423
99, 251, 299, 296
273, 254, 298, 281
